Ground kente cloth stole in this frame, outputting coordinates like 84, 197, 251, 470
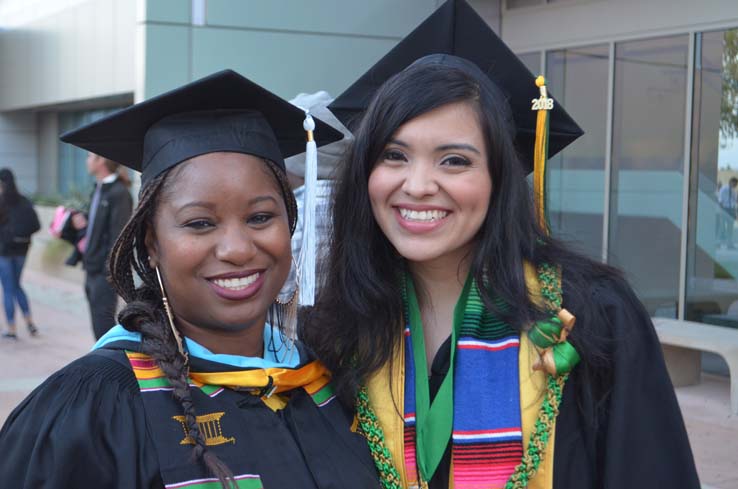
125, 351, 334, 401
402, 274, 523, 489
124, 351, 336, 489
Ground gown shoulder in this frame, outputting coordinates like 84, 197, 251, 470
555, 273, 701, 489
0, 351, 162, 489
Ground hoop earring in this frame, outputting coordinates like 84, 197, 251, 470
155, 266, 188, 361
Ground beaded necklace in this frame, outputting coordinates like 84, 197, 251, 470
355, 263, 577, 489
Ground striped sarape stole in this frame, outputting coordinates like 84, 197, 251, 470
403, 280, 523, 489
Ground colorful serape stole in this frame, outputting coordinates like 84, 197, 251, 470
402, 280, 523, 488
453, 289, 523, 488
403, 326, 420, 484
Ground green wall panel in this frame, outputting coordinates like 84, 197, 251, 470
145, 24, 191, 98
191, 27, 399, 98
206, 0, 437, 37
144, 0, 191, 24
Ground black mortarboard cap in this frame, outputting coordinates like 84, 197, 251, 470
328, 0, 583, 173
61, 69, 344, 188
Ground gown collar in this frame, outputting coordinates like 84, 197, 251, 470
93, 324, 301, 369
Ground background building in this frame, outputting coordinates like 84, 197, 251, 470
502, 0, 738, 339
0, 0, 441, 197
1, 0, 737, 366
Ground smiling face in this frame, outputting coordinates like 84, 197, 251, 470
146, 152, 292, 348
368, 101, 492, 268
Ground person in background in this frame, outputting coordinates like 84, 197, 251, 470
279, 91, 352, 302
70, 152, 133, 339
0, 168, 40, 339
718, 176, 738, 248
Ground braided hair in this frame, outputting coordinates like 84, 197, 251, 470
108, 158, 297, 488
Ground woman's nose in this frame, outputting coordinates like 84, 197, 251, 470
214, 224, 257, 264
401, 162, 439, 198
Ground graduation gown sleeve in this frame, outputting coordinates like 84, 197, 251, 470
554, 277, 701, 489
0, 353, 162, 489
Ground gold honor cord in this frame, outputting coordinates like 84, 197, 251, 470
532, 75, 553, 234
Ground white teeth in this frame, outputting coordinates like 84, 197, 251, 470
212, 273, 260, 291
398, 208, 448, 222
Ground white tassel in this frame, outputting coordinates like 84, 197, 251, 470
298, 113, 318, 306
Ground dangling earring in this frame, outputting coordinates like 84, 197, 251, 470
274, 256, 299, 344
155, 265, 188, 361
274, 285, 298, 306
275, 255, 300, 306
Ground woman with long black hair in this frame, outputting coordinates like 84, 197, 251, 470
303, 2, 700, 488
0, 70, 379, 489
0, 167, 40, 339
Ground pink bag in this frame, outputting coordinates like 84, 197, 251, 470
48, 206, 71, 238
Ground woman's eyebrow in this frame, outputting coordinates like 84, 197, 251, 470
387, 138, 410, 148
248, 195, 278, 206
436, 143, 481, 155
177, 200, 215, 211
175, 195, 277, 211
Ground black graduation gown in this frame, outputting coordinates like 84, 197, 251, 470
0, 344, 379, 489
427, 276, 701, 489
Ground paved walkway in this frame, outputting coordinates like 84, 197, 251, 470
0, 269, 93, 418
1, 268, 737, 488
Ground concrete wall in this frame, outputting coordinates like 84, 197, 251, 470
0, 112, 38, 194
0, 0, 136, 111
139, 0, 444, 101
36, 112, 59, 196
500, 0, 738, 51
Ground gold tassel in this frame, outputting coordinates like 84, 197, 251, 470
532, 75, 553, 234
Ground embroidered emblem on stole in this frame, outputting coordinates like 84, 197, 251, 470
172, 411, 236, 446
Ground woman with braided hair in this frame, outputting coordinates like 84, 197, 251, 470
0, 71, 379, 488
302, 2, 699, 489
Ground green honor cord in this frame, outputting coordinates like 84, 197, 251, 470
358, 264, 576, 489
405, 272, 474, 483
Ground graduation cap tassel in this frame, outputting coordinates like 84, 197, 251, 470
533, 75, 553, 234
530, 78, 582, 379
298, 113, 318, 306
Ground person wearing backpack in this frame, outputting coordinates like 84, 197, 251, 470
0, 168, 40, 339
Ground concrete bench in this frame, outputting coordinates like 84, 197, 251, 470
652, 318, 738, 415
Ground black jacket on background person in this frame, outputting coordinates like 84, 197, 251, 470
67, 178, 132, 273
71, 177, 133, 339
0, 195, 40, 256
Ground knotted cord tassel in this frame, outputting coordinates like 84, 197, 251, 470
298, 113, 318, 306
529, 308, 580, 376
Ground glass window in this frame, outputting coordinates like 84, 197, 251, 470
546, 44, 609, 260
609, 35, 689, 317
686, 28, 738, 329
57, 107, 125, 198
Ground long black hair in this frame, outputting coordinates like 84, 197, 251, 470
303, 61, 624, 411
0, 168, 21, 207
108, 158, 297, 488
